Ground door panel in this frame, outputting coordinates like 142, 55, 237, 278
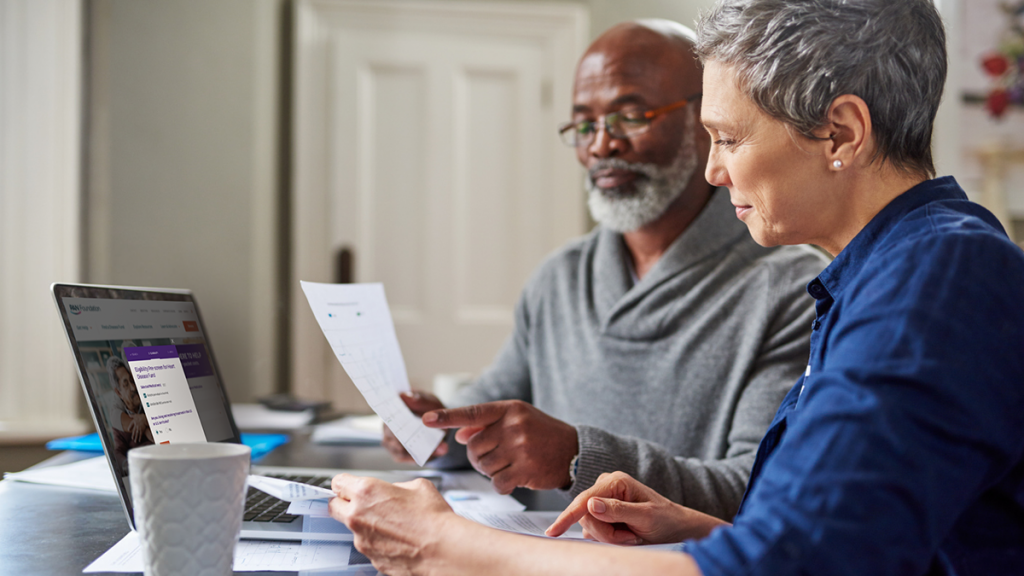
293, 0, 588, 411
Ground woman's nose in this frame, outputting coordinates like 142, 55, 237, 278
705, 148, 730, 187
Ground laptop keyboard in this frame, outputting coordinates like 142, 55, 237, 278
244, 473, 331, 523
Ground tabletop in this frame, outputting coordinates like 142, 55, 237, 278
0, 432, 567, 576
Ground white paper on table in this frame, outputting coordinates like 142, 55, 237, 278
444, 491, 526, 514
84, 531, 353, 573
299, 281, 444, 466
3, 456, 117, 494
310, 415, 384, 444
249, 475, 336, 501
231, 403, 315, 430
456, 510, 587, 540
287, 489, 526, 519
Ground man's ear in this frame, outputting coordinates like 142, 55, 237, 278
825, 94, 871, 170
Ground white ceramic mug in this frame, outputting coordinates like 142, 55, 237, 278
128, 443, 251, 576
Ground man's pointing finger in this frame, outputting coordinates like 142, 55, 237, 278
422, 402, 506, 429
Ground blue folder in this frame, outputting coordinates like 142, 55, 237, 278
46, 432, 289, 462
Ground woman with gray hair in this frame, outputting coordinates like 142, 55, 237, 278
321, 1, 1024, 574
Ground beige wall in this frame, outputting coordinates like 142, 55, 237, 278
84, 0, 717, 404
87, 0, 283, 402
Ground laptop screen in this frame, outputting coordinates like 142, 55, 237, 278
52, 283, 241, 523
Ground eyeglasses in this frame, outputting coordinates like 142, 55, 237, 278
558, 93, 702, 148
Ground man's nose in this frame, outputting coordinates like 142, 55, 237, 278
586, 124, 626, 159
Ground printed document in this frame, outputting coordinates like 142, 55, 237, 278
248, 475, 336, 501
84, 531, 352, 572
300, 282, 444, 465
286, 489, 526, 518
455, 510, 587, 540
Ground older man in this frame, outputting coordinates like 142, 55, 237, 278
384, 20, 826, 520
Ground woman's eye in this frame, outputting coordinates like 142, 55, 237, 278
715, 139, 737, 148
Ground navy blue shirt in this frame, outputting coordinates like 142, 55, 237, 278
687, 177, 1024, 575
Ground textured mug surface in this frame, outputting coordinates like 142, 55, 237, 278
128, 443, 250, 576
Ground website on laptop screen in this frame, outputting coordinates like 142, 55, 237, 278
62, 295, 235, 476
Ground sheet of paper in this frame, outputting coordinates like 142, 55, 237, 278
3, 456, 117, 494
456, 510, 587, 540
84, 531, 353, 573
300, 281, 444, 466
286, 489, 526, 519
310, 415, 384, 445
249, 474, 336, 501
288, 499, 330, 517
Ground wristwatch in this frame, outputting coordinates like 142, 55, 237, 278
568, 453, 580, 485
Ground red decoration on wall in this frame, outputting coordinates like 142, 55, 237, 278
982, 53, 1011, 76
981, 1, 1024, 119
987, 88, 1011, 117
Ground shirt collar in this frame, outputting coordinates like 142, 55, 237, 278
812, 176, 966, 303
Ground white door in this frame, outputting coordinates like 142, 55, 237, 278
292, 0, 589, 411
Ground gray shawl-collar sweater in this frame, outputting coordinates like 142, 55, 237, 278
454, 188, 828, 520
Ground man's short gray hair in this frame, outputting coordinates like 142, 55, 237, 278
695, 0, 946, 178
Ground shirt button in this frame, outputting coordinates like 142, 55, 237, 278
808, 283, 827, 299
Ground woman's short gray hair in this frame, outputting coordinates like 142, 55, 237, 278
695, 0, 946, 178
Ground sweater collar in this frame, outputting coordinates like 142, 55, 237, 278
593, 187, 749, 322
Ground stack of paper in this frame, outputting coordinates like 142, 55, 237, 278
231, 404, 315, 430
4, 456, 117, 493
84, 532, 353, 573
311, 415, 384, 445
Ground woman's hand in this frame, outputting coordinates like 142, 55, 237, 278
545, 471, 728, 545
127, 413, 148, 443
329, 474, 456, 576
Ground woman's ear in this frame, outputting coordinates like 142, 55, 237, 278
825, 94, 871, 171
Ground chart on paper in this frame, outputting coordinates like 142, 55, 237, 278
300, 281, 445, 466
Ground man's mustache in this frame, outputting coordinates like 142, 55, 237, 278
587, 160, 656, 186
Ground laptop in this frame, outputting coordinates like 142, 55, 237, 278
51, 282, 420, 541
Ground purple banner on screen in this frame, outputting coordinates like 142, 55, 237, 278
123, 345, 179, 361
175, 343, 213, 379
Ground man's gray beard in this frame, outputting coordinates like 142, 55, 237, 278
585, 131, 698, 233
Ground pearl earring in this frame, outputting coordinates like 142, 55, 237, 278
833, 160, 843, 169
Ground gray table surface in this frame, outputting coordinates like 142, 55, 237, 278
0, 431, 566, 576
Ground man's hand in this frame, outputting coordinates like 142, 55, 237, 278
382, 391, 449, 464
545, 471, 728, 545
330, 474, 456, 575
422, 400, 578, 494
